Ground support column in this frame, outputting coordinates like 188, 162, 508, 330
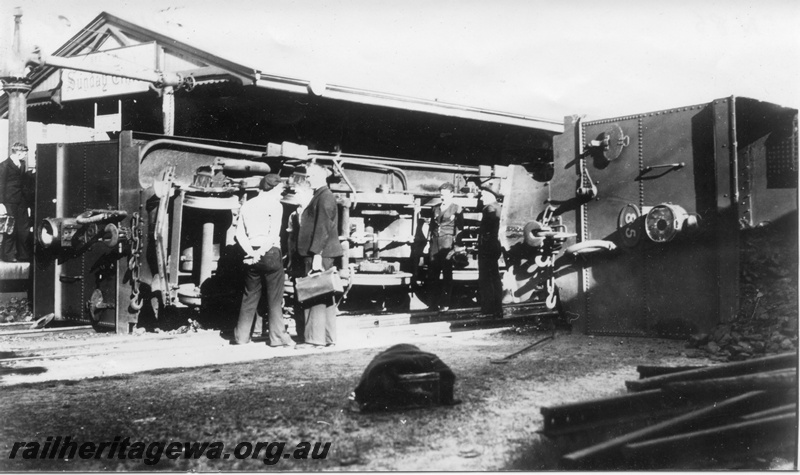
3, 9, 31, 154
162, 85, 175, 136
199, 220, 215, 286
3, 81, 31, 154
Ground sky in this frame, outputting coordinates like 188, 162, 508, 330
1, 0, 799, 121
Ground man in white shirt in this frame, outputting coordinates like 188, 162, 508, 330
233, 174, 294, 347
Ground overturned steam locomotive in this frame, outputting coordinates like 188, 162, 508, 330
32, 96, 797, 336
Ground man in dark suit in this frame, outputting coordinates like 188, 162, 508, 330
477, 186, 504, 318
427, 182, 462, 312
296, 162, 343, 348
0, 142, 32, 262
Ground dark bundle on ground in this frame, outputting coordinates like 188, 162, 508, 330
352, 343, 458, 411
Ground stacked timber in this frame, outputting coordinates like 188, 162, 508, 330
538, 352, 798, 470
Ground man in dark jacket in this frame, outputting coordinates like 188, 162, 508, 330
0, 142, 32, 262
477, 186, 504, 318
427, 182, 462, 312
296, 162, 343, 348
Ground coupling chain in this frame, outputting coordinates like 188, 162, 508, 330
128, 212, 144, 311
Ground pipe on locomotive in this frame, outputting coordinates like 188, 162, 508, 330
310, 151, 480, 173
138, 138, 278, 164
311, 154, 410, 193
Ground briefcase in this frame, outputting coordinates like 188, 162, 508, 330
295, 267, 344, 303
0, 215, 14, 235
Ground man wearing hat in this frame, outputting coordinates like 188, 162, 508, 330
232, 173, 295, 347
0, 142, 32, 262
296, 162, 343, 348
477, 185, 504, 318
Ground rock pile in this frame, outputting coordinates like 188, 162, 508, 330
686, 213, 798, 361
0, 297, 32, 323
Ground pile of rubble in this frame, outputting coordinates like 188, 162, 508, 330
686, 214, 798, 361
538, 352, 797, 470
0, 297, 32, 323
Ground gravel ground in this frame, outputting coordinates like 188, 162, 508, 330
0, 325, 708, 471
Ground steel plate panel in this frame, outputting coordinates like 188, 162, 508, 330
59, 144, 91, 322
581, 118, 646, 334
32, 144, 59, 319
640, 108, 720, 335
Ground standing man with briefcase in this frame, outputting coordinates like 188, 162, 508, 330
296, 162, 343, 348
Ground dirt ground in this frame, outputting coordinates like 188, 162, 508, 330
0, 324, 716, 472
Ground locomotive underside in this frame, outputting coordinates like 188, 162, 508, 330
33, 131, 561, 333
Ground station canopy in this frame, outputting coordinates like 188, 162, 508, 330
1, 12, 562, 164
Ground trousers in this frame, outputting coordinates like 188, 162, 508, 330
1, 202, 30, 262
301, 256, 338, 346
478, 254, 503, 316
234, 247, 293, 346
427, 247, 453, 308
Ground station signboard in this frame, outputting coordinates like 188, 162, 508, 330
61, 43, 157, 101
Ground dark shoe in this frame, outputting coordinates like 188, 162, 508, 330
229, 340, 251, 346
326, 343, 336, 347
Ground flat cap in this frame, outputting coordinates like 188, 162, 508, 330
260, 174, 283, 191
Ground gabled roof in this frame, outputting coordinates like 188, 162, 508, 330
4, 12, 562, 132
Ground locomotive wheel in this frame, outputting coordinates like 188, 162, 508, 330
88, 289, 117, 331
